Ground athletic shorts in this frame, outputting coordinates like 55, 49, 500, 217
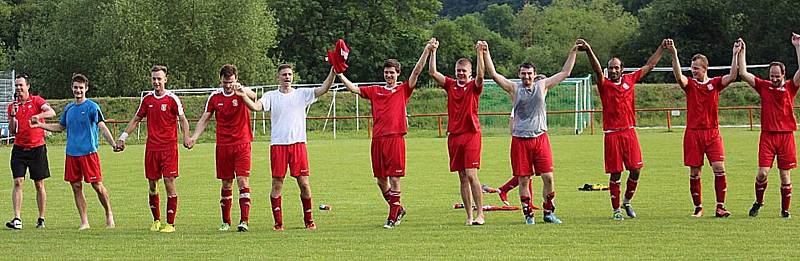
270, 143, 309, 178
215, 143, 252, 180
510, 134, 554, 176
10, 145, 51, 181
64, 153, 102, 183
683, 129, 725, 167
145, 148, 179, 180
447, 132, 481, 172
759, 131, 797, 170
370, 135, 405, 178
603, 128, 644, 173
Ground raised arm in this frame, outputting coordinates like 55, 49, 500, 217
428, 38, 446, 86
407, 42, 432, 89
640, 40, 667, 77
98, 121, 119, 151
475, 41, 485, 88
737, 39, 756, 87
721, 40, 742, 86
544, 41, 580, 90
583, 40, 605, 88
482, 41, 516, 94
792, 33, 800, 84
336, 73, 360, 95
665, 39, 688, 88
315, 68, 337, 98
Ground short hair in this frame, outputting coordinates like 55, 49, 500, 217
219, 64, 238, 78
383, 59, 401, 73
770, 62, 786, 75
72, 73, 89, 84
518, 62, 536, 72
277, 64, 293, 73
691, 54, 709, 69
608, 57, 624, 68
151, 65, 168, 74
15, 73, 29, 84
456, 58, 472, 68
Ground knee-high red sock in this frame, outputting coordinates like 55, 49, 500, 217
520, 196, 532, 218
382, 190, 391, 205
149, 193, 161, 221
387, 190, 402, 221
624, 177, 639, 202
499, 177, 519, 193
781, 183, 792, 212
610, 180, 621, 210
239, 187, 251, 222
301, 197, 313, 225
271, 196, 283, 226
166, 195, 177, 225
690, 176, 702, 207
543, 191, 556, 214
755, 179, 768, 204
714, 172, 727, 206
220, 189, 233, 224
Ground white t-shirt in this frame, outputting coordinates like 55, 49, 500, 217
259, 88, 317, 145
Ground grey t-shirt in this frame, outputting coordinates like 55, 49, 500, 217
511, 81, 547, 138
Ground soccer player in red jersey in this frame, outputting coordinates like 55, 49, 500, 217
117, 65, 191, 232
4, 73, 56, 230
336, 43, 432, 229
666, 39, 740, 218
238, 65, 336, 230
428, 38, 487, 225
484, 39, 581, 224
583, 39, 666, 220
739, 34, 800, 219
187, 64, 257, 231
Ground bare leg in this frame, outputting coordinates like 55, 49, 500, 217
34, 179, 46, 219
465, 168, 484, 224
71, 182, 89, 230
90, 182, 114, 228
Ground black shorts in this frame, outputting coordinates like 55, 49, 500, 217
11, 144, 51, 181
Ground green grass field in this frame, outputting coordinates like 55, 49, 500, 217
1, 129, 798, 259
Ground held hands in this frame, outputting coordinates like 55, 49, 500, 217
576, 39, 590, 52
737, 38, 746, 51
792, 32, 800, 48
115, 140, 126, 152
475, 40, 488, 52
427, 38, 438, 51
183, 136, 196, 149
663, 38, 676, 54
733, 39, 743, 54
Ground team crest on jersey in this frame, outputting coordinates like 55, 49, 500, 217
707, 84, 714, 91
161, 104, 167, 111
622, 83, 630, 90
232, 100, 239, 106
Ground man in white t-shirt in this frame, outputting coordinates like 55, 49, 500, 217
239, 64, 335, 230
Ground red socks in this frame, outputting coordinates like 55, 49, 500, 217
166, 195, 177, 225
543, 192, 556, 214
499, 177, 518, 193
609, 180, 621, 210
302, 197, 313, 225
520, 196, 532, 217
781, 183, 792, 212
221, 189, 233, 224
149, 194, 160, 221
387, 190, 402, 221
690, 176, 702, 207
624, 177, 638, 202
714, 172, 727, 205
271, 196, 283, 227
755, 179, 768, 204
239, 188, 251, 223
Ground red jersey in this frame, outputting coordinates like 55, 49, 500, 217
7, 95, 47, 148
685, 77, 727, 129
599, 70, 643, 130
359, 82, 413, 138
136, 91, 185, 151
205, 90, 253, 145
753, 78, 798, 131
444, 77, 481, 134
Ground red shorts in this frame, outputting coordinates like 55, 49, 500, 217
759, 131, 797, 170
683, 129, 725, 167
270, 143, 310, 178
370, 136, 405, 178
447, 132, 481, 172
603, 128, 644, 173
510, 134, 554, 176
64, 153, 103, 183
216, 143, 252, 180
145, 148, 179, 180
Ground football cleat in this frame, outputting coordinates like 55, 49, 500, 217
691, 207, 703, 218
383, 220, 396, 229
35, 218, 45, 229
395, 208, 407, 226
612, 210, 624, 221
150, 220, 161, 232
5, 218, 21, 230
623, 203, 637, 218
218, 223, 231, 231
236, 221, 249, 232
782, 210, 791, 219
543, 213, 562, 224
715, 207, 731, 218
748, 202, 762, 217
159, 224, 176, 233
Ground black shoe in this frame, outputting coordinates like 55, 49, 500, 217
5, 218, 21, 230
395, 208, 406, 225
782, 210, 791, 219
383, 220, 396, 229
623, 203, 637, 218
749, 202, 762, 217
35, 218, 45, 228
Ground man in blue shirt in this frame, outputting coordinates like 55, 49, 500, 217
32, 74, 119, 230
